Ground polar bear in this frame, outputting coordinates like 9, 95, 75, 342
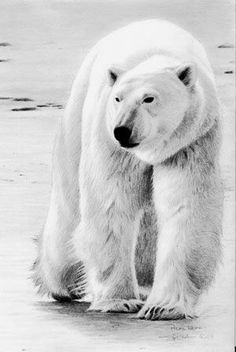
33, 19, 223, 320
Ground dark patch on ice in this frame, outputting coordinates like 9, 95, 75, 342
0, 59, 10, 62
47, 103, 63, 109
218, 43, 234, 48
37, 103, 63, 109
0, 42, 11, 47
0, 178, 14, 183
13, 98, 34, 102
0, 97, 12, 100
224, 70, 233, 74
11, 107, 37, 111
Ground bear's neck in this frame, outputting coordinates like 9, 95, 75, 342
162, 120, 220, 171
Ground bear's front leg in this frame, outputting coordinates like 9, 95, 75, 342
75, 208, 143, 313
138, 148, 223, 320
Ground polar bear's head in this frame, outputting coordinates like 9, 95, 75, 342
106, 61, 199, 164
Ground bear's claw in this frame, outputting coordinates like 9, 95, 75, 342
137, 304, 194, 320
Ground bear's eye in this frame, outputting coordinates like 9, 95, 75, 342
143, 96, 154, 104
115, 96, 121, 102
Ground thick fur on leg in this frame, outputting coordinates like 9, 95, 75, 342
135, 204, 156, 288
33, 258, 85, 301
73, 131, 153, 311
32, 224, 86, 301
138, 123, 223, 320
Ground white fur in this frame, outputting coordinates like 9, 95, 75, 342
33, 20, 223, 320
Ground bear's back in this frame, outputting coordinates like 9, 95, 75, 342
93, 20, 213, 80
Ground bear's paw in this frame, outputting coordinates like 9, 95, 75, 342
88, 299, 144, 313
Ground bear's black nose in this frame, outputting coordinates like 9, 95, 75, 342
114, 126, 132, 147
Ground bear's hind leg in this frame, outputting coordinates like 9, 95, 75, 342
32, 189, 84, 301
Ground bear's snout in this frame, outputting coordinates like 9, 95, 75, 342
114, 126, 139, 148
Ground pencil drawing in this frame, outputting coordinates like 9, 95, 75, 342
0, 1, 234, 351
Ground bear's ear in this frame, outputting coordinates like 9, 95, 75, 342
175, 63, 197, 87
108, 66, 124, 86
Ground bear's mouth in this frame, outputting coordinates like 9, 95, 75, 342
120, 141, 140, 149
